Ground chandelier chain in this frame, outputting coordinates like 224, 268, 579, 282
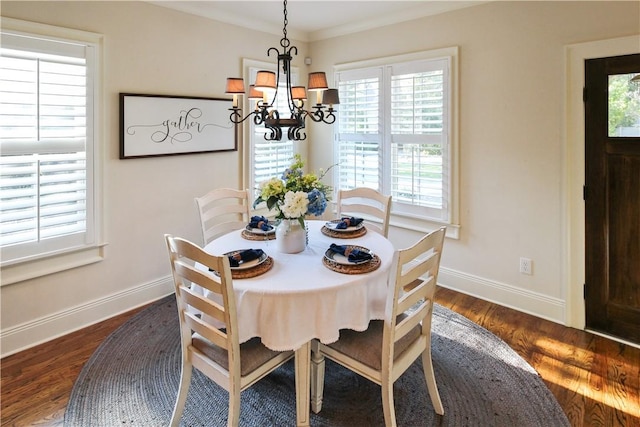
281, 0, 289, 49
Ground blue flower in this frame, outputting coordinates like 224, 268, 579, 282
282, 167, 303, 181
307, 188, 327, 217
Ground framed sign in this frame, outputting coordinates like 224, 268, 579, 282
119, 93, 236, 159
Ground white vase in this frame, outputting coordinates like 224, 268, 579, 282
275, 219, 306, 254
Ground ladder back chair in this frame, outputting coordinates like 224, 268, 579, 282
310, 226, 447, 426
195, 188, 250, 245
165, 235, 294, 427
337, 188, 392, 237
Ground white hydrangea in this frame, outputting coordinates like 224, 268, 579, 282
281, 191, 309, 219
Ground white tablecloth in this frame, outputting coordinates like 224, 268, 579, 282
202, 220, 395, 351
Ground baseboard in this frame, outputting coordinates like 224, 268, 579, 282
0, 276, 174, 358
2, 269, 567, 358
438, 267, 566, 325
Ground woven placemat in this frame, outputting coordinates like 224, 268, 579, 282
241, 229, 276, 241
231, 256, 274, 279
322, 254, 381, 274
321, 225, 367, 239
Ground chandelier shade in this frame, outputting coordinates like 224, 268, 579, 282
247, 85, 263, 111
291, 86, 306, 100
225, 0, 339, 141
307, 72, 329, 91
254, 71, 277, 92
248, 85, 263, 100
225, 78, 245, 108
322, 88, 340, 107
225, 78, 245, 93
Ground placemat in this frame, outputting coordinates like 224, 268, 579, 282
231, 256, 274, 279
321, 225, 367, 239
322, 254, 381, 274
241, 229, 276, 241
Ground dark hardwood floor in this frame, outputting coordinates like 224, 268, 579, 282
2, 287, 639, 426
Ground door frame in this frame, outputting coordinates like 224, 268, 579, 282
565, 34, 640, 332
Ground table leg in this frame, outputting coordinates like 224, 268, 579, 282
310, 340, 325, 414
295, 341, 311, 427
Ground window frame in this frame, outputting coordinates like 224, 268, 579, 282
0, 17, 105, 285
334, 47, 460, 238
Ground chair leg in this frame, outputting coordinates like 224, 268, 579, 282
227, 380, 241, 427
295, 342, 311, 426
170, 363, 193, 427
310, 340, 326, 414
381, 379, 397, 427
422, 349, 444, 415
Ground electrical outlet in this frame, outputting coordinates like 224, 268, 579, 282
520, 257, 533, 275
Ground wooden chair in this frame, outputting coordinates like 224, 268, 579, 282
337, 188, 392, 237
165, 235, 295, 427
195, 188, 249, 245
310, 226, 447, 426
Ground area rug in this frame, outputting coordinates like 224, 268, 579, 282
64, 295, 570, 426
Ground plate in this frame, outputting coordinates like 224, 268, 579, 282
324, 219, 365, 233
324, 245, 374, 266
224, 250, 269, 270
245, 224, 275, 235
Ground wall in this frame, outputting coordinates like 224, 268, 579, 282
309, 1, 639, 323
0, 1, 309, 356
1, 1, 639, 356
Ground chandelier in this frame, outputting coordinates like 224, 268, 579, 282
225, 0, 339, 141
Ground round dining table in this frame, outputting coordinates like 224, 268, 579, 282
201, 219, 395, 426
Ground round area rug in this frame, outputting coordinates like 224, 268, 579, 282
65, 295, 570, 426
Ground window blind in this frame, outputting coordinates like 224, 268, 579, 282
336, 73, 382, 191
335, 56, 451, 221
390, 66, 446, 212
0, 31, 92, 260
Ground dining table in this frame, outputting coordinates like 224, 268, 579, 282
200, 219, 395, 426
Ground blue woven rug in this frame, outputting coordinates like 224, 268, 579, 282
65, 294, 569, 426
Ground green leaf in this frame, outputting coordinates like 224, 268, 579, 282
266, 196, 279, 211
252, 197, 264, 209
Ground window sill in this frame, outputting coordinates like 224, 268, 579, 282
0, 243, 107, 286
390, 213, 460, 239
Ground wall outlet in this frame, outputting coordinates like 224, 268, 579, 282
519, 257, 533, 275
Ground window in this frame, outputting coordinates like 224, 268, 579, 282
334, 48, 458, 232
245, 60, 297, 202
0, 18, 103, 284
608, 73, 640, 137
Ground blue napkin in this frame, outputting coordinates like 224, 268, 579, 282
335, 217, 363, 230
329, 243, 373, 263
228, 249, 265, 267
249, 215, 271, 231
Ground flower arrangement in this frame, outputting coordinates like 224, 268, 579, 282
254, 154, 332, 228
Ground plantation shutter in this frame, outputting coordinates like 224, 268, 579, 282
0, 31, 94, 261
334, 57, 451, 222
335, 68, 382, 191
389, 58, 449, 219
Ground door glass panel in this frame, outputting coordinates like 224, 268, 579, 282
608, 73, 640, 137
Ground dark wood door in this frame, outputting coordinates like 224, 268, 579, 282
584, 53, 640, 344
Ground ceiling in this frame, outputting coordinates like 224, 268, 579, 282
149, 1, 487, 42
